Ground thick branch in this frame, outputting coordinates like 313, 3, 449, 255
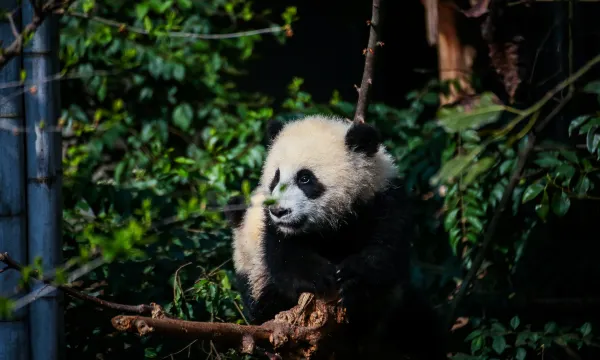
0, 252, 160, 316
353, 0, 384, 124
112, 293, 346, 359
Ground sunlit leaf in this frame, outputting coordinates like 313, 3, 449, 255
568, 115, 590, 136
430, 146, 483, 185
436, 93, 505, 133
461, 156, 496, 188
586, 126, 600, 154
522, 182, 544, 203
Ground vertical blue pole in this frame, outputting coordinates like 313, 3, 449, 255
0, 3, 30, 360
21, 3, 63, 360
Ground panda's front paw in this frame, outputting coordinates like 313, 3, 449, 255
310, 264, 337, 299
335, 259, 363, 313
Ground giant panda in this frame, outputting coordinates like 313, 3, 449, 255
225, 114, 446, 359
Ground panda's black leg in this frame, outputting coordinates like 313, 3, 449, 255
335, 246, 400, 309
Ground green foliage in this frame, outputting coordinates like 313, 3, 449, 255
458, 317, 595, 360
2, 2, 600, 359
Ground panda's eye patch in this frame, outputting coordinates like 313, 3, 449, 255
269, 169, 280, 192
298, 174, 311, 184
295, 168, 325, 199
296, 169, 314, 185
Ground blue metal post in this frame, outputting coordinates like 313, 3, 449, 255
21, 3, 63, 360
0, 3, 30, 360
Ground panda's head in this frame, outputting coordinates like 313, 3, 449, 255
257, 115, 397, 235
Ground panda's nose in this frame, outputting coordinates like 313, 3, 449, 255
269, 206, 291, 218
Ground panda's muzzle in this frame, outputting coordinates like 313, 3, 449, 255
269, 206, 291, 218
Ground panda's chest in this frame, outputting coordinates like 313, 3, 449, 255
264, 216, 375, 264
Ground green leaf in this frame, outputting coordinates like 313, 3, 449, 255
522, 183, 544, 203
516, 347, 527, 360
143, 16, 153, 32
177, 0, 193, 9
436, 92, 505, 133
173, 103, 193, 131
467, 215, 484, 233
444, 208, 459, 231
0, 297, 15, 319
535, 190, 550, 221
465, 329, 483, 341
510, 316, 521, 330
492, 335, 507, 354
559, 149, 579, 164
174, 157, 195, 165
586, 126, 600, 154
544, 321, 558, 334
173, 64, 185, 81
534, 154, 563, 168
471, 335, 484, 354
568, 115, 590, 136
583, 80, 600, 94
516, 331, 530, 346
431, 146, 483, 185
575, 176, 591, 195
135, 3, 149, 18
580, 322, 592, 337
461, 156, 496, 188
492, 322, 507, 333
555, 164, 576, 185
551, 191, 570, 217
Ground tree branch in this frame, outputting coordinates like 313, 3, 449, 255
111, 293, 346, 359
0, 252, 160, 316
353, 0, 384, 124
67, 11, 289, 40
1, 252, 346, 358
0, 0, 71, 71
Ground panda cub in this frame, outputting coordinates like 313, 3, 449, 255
226, 115, 446, 359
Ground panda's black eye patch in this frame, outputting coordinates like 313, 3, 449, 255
296, 169, 325, 199
269, 169, 280, 192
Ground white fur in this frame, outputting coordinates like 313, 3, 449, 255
232, 114, 398, 300
259, 115, 397, 233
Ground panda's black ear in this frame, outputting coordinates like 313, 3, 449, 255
345, 122, 381, 156
266, 119, 285, 145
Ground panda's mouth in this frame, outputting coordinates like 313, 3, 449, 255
274, 215, 308, 231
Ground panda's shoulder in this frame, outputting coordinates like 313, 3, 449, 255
375, 177, 412, 205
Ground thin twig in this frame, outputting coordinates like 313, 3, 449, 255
6, 13, 20, 38
0, 0, 72, 71
353, 0, 384, 124
68, 11, 287, 40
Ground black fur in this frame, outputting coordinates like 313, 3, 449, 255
233, 178, 447, 359
224, 195, 246, 228
344, 122, 381, 157
268, 169, 280, 192
266, 119, 285, 144
295, 168, 326, 199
